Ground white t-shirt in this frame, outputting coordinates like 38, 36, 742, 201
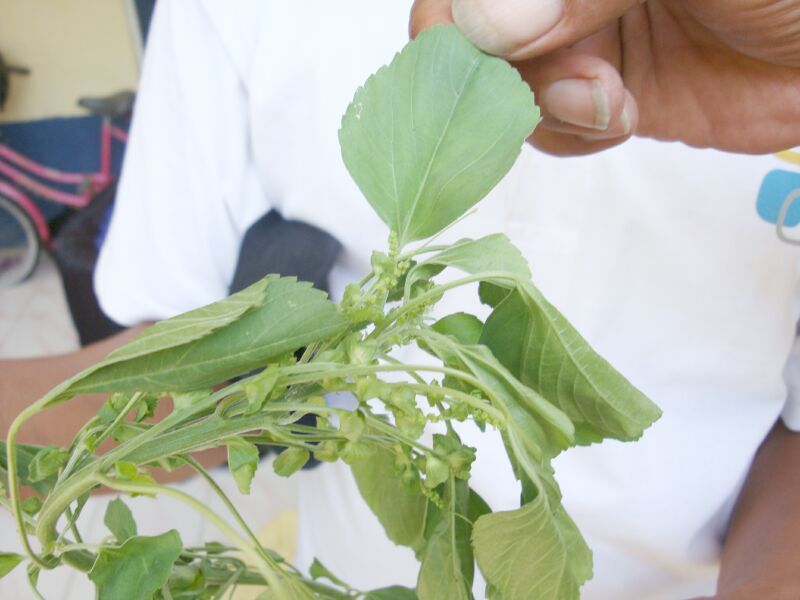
95, 1, 800, 598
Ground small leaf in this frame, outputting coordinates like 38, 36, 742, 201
473, 496, 592, 600
134, 394, 159, 422
417, 479, 473, 600
0, 552, 24, 579
171, 389, 211, 413
243, 367, 280, 414
365, 586, 417, 600
338, 410, 366, 443
478, 281, 511, 308
431, 312, 483, 345
89, 530, 183, 600
227, 438, 260, 495
339, 25, 539, 246
351, 443, 429, 554
97, 393, 133, 424
480, 282, 661, 442
272, 448, 310, 478
424, 455, 450, 489
21, 496, 42, 515
104, 498, 138, 543
0, 443, 58, 496
309, 557, 348, 587
407, 234, 530, 294
27, 446, 69, 482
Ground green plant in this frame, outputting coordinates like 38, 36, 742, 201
1, 25, 660, 600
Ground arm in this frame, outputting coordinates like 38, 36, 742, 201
0, 325, 227, 483
712, 420, 800, 599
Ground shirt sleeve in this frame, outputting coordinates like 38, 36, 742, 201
94, 0, 269, 326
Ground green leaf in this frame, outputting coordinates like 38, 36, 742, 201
339, 25, 539, 246
104, 498, 138, 543
0, 442, 58, 496
226, 438, 260, 495
243, 366, 280, 414
0, 552, 24, 579
106, 278, 271, 363
417, 479, 473, 600
473, 495, 592, 600
66, 276, 348, 395
351, 443, 429, 554
21, 496, 42, 515
89, 530, 183, 600
272, 447, 310, 477
365, 586, 417, 600
134, 394, 159, 422
407, 234, 530, 295
309, 557, 348, 588
418, 331, 569, 508
171, 389, 211, 413
431, 312, 483, 346
480, 282, 661, 443
419, 330, 574, 457
478, 281, 511, 308
468, 489, 492, 524
27, 446, 69, 482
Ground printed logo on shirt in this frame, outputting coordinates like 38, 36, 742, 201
756, 150, 800, 229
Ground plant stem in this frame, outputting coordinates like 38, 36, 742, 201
377, 270, 525, 336
181, 456, 275, 567
95, 475, 293, 600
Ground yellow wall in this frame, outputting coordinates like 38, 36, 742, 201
0, 0, 139, 123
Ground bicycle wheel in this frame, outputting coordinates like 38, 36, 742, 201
0, 194, 40, 288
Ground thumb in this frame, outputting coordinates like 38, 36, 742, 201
448, 0, 637, 60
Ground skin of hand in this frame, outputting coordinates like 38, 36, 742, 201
691, 421, 800, 599
410, 0, 800, 156
0, 325, 227, 487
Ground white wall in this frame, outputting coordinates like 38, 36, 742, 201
0, 0, 139, 122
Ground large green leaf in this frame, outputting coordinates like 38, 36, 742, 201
417, 479, 474, 600
350, 443, 429, 554
418, 331, 574, 458
339, 25, 539, 246
105, 278, 269, 363
473, 496, 592, 600
89, 530, 183, 600
480, 283, 661, 443
67, 276, 348, 394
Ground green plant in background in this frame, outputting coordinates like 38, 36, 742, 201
1, 25, 660, 600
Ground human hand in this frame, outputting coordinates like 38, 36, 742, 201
410, 0, 800, 156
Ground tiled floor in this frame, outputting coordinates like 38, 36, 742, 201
0, 252, 79, 359
0, 255, 299, 599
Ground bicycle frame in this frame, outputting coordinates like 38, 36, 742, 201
0, 117, 128, 243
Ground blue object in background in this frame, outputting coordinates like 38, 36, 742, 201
756, 169, 800, 227
0, 116, 126, 221
135, 0, 157, 46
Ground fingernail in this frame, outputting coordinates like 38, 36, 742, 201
540, 78, 611, 130
620, 105, 632, 135
452, 0, 564, 56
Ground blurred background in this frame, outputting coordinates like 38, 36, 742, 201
0, 0, 155, 355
